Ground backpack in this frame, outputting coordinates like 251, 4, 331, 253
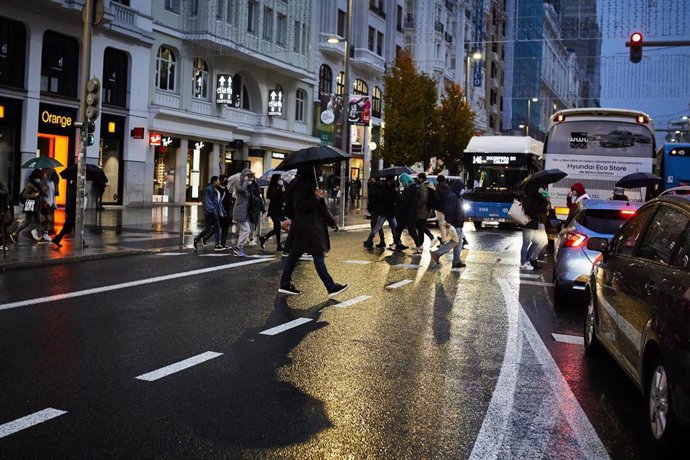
426, 185, 441, 211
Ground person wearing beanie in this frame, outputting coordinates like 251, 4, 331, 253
611, 186, 629, 201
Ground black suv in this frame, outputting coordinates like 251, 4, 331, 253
585, 195, 690, 447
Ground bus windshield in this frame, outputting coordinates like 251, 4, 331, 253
546, 120, 653, 158
469, 165, 529, 191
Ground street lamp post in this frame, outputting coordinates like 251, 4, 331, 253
526, 97, 538, 137
464, 49, 483, 103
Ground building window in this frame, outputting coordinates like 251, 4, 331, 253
40, 30, 79, 97
232, 73, 250, 110
377, 31, 383, 55
353, 79, 368, 96
103, 47, 128, 107
489, 115, 495, 130
336, 71, 344, 96
368, 27, 375, 52
263, 6, 273, 40
226, 0, 235, 24
190, 0, 199, 16
192, 58, 208, 99
372, 86, 382, 117
293, 21, 301, 52
396, 5, 403, 32
301, 22, 307, 55
164, 0, 180, 13
295, 88, 306, 122
490, 61, 497, 79
319, 64, 333, 96
337, 9, 346, 37
490, 88, 497, 106
0, 16, 27, 89
155, 46, 176, 92
247, 0, 258, 34
277, 13, 287, 47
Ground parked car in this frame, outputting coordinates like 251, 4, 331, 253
553, 199, 641, 305
584, 195, 690, 447
660, 186, 690, 197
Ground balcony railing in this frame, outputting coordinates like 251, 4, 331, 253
222, 106, 265, 127
154, 90, 181, 109
110, 1, 136, 27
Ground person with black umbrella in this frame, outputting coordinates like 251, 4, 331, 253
520, 182, 549, 270
51, 179, 87, 248
278, 165, 348, 298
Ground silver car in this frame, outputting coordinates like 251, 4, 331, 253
553, 199, 641, 305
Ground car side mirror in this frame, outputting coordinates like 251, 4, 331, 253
587, 237, 609, 253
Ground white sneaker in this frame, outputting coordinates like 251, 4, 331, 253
248, 239, 257, 246
520, 262, 534, 271
31, 229, 40, 241
42, 233, 52, 242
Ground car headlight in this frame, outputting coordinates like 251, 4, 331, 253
462, 203, 471, 211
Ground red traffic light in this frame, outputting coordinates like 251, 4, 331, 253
629, 32, 643, 63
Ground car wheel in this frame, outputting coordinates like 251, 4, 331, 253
647, 355, 675, 446
583, 290, 599, 354
473, 221, 482, 231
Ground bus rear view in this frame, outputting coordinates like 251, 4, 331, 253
544, 108, 656, 220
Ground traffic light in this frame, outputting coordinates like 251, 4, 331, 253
86, 121, 95, 146
85, 77, 100, 120
629, 32, 643, 63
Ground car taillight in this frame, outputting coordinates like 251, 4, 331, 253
636, 115, 648, 124
564, 232, 587, 248
620, 209, 636, 218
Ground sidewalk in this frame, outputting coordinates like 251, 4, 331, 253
0, 198, 372, 270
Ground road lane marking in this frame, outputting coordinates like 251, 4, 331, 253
470, 279, 610, 459
552, 333, 585, 346
520, 280, 554, 287
199, 253, 232, 257
344, 260, 373, 265
135, 351, 223, 381
156, 252, 186, 256
385, 279, 413, 289
0, 408, 67, 439
0, 258, 274, 311
519, 273, 541, 279
259, 317, 314, 336
393, 264, 421, 269
333, 295, 371, 308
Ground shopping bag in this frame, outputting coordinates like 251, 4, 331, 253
508, 199, 529, 225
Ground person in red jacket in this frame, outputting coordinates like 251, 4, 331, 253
566, 182, 590, 211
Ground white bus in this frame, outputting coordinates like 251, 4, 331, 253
543, 108, 656, 219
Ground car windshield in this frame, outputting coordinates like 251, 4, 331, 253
577, 209, 630, 234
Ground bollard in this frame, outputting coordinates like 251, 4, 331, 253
179, 205, 185, 249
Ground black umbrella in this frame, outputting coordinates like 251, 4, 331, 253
374, 166, 414, 178
59, 163, 107, 182
616, 172, 662, 188
521, 168, 568, 186
274, 145, 350, 171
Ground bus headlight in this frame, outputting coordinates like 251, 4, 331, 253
462, 202, 471, 212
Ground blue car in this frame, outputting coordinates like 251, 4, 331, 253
553, 199, 641, 305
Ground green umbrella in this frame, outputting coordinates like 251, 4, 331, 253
21, 156, 64, 169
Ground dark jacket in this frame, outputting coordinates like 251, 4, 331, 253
218, 185, 233, 220
443, 182, 465, 226
396, 183, 419, 225
290, 178, 337, 254
378, 183, 397, 217
202, 183, 220, 216
522, 184, 548, 230
367, 181, 381, 214
436, 181, 451, 204
266, 186, 285, 219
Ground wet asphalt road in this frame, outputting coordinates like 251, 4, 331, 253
0, 225, 676, 458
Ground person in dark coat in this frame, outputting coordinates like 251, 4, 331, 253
610, 186, 629, 201
430, 180, 466, 268
194, 176, 223, 251
520, 182, 548, 270
279, 165, 348, 298
51, 179, 85, 248
391, 173, 422, 253
217, 174, 234, 249
364, 177, 398, 249
259, 173, 286, 251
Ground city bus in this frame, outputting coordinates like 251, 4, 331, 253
655, 143, 690, 191
543, 108, 656, 219
462, 136, 544, 229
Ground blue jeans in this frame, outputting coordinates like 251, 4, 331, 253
280, 250, 335, 291
366, 214, 397, 245
521, 226, 547, 264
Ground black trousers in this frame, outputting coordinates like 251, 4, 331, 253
52, 208, 75, 245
